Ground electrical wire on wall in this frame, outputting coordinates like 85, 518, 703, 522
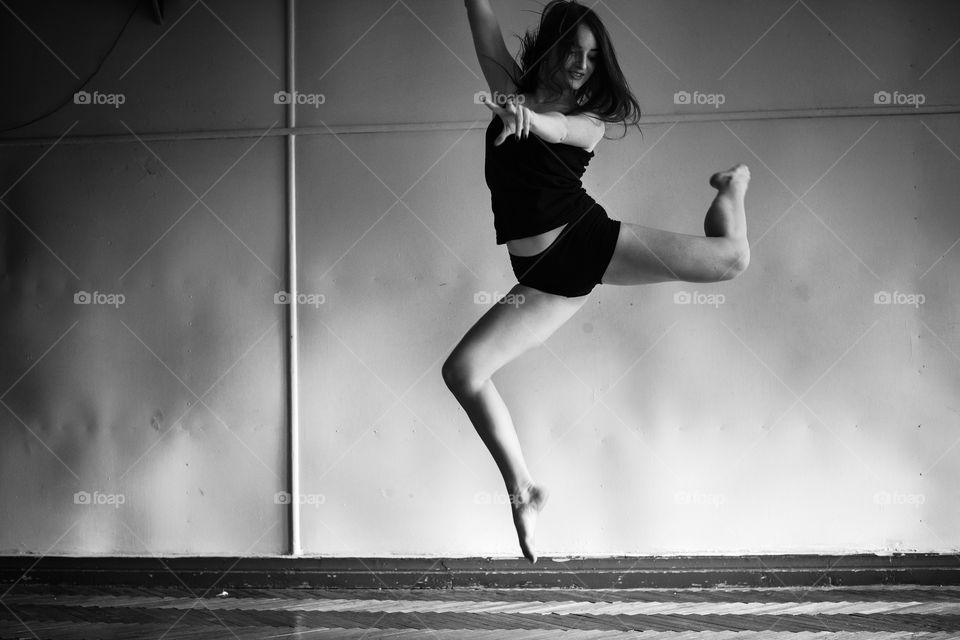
0, 0, 145, 134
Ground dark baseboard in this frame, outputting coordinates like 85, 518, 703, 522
2, 554, 959, 589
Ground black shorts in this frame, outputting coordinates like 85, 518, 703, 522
508, 205, 622, 297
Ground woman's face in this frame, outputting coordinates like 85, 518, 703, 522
557, 23, 598, 92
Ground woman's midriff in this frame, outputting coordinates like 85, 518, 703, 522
506, 223, 567, 257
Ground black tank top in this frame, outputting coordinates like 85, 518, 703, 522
484, 113, 597, 245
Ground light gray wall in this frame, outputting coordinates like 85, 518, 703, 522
1, 0, 958, 557
1, 0, 289, 554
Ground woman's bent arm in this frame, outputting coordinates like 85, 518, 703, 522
529, 111, 605, 151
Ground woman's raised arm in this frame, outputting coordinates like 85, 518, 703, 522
465, 0, 519, 98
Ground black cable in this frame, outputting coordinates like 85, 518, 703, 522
0, 0, 145, 134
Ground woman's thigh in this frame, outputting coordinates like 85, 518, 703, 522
601, 221, 741, 286
447, 283, 590, 385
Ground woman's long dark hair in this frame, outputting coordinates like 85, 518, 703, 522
488, 0, 642, 140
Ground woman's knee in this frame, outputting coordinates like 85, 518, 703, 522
719, 238, 750, 281
441, 351, 484, 396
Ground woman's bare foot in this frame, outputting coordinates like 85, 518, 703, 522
709, 163, 751, 192
510, 482, 549, 563
705, 163, 750, 239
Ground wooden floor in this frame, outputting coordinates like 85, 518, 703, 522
2, 584, 960, 639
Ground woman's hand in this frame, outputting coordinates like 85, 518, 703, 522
482, 94, 535, 146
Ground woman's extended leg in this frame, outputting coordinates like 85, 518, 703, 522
602, 164, 752, 285
442, 284, 590, 562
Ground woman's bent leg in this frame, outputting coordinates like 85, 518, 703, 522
602, 164, 752, 286
442, 284, 590, 561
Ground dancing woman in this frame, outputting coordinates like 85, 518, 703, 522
443, 0, 751, 563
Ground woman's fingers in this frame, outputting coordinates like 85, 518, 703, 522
481, 96, 502, 115
494, 113, 511, 146
481, 94, 528, 146
505, 103, 530, 140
